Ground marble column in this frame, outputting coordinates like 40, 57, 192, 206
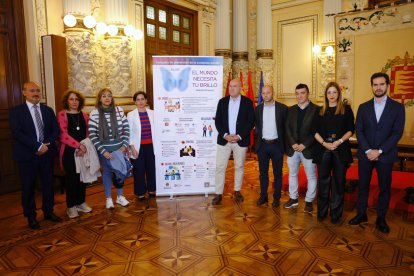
319, 0, 342, 97
232, 0, 248, 85
103, 0, 132, 97
256, 0, 274, 93
215, 0, 232, 95
64, 0, 90, 16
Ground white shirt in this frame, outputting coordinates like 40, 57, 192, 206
228, 95, 241, 135
374, 96, 387, 122
26, 101, 43, 142
262, 101, 278, 140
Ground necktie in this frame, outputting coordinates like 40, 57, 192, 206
33, 105, 44, 142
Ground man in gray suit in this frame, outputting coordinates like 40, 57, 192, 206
284, 84, 319, 213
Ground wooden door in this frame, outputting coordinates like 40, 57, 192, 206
144, 0, 198, 107
0, 0, 29, 194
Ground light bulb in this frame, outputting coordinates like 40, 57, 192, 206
123, 25, 134, 36
63, 14, 77, 28
312, 45, 321, 55
107, 24, 119, 36
133, 29, 143, 40
96, 22, 107, 35
325, 45, 334, 56
83, 15, 96, 29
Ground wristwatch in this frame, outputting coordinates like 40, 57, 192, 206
378, 149, 383, 154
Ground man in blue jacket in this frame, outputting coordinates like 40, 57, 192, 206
9, 82, 62, 229
349, 73, 405, 233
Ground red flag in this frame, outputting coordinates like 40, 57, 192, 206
239, 71, 246, 95
246, 71, 255, 107
225, 71, 231, 97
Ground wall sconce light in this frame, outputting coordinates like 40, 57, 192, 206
312, 45, 321, 55
63, 14, 77, 28
107, 24, 119, 36
325, 45, 334, 57
96, 22, 107, 35
313, 44, 335, 62
63, 14, 143, 40
83, 15, 97, 29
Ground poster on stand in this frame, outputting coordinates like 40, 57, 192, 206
152, 56, 223, 196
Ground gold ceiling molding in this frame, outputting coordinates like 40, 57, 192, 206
272, 0, 320, 10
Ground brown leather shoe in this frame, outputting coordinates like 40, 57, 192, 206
234, 191, 244, 203
212, 194, 222, 205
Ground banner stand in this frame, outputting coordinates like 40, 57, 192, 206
152, 56, 223, 196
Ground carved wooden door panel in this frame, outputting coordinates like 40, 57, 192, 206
0, 0, 29, 194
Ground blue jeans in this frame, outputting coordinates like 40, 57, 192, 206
99, 154, 123, 198
287, 151, 317, 202
257, 141, 284, 200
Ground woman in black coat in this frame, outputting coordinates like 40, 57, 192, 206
313, 82, 355, 224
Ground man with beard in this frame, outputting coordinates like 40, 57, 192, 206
349, 72, 405, 233
9, 82, 62, 229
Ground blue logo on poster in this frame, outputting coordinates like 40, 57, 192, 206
160, 67, 191, 92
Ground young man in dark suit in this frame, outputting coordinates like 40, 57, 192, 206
255, 85, 287, 207
284, 84, 319, 213
9, 81, 62, 229
212, 79, 255, 205
349, 72, 405, 233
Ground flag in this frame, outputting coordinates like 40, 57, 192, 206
246, 71, 255, 107
225, 71, 231, 97
255, 71, 264, 134
246, 71, 255, 150
239, 71, 246, 95
257, 71, 264, 106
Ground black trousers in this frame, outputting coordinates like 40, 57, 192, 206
130, 143, 156, 196
19, 154, 55, 218
317, 150, 347, 220
62, 149, 86, 208
357, 158, 392, 219
257, 141, 284, 200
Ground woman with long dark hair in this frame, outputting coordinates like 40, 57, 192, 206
88, 88, 130, 209
314, 82, 355, 224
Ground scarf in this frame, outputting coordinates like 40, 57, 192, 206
98, 104, 119, 142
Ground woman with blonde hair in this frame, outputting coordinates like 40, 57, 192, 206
88, 88, 130, 209
313, 82, 355, 224
57, 89, 91, 218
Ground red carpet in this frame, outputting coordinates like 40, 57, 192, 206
282, 164, 414, 211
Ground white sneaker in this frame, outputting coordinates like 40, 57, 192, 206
67, 207, 79, 218
116, 195, 129, 207
76, 202, 92, 213
106, 198, 114, 209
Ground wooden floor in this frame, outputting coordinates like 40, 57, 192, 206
1, 159, 414, 275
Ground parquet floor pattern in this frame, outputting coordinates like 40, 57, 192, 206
0, 159, 414, 275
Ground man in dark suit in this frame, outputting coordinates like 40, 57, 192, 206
212, 79, 255, 205
9, 81, 62, 229
255, 85, 287, 207
284, 83, 319, 213
349, 72, 405, 233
